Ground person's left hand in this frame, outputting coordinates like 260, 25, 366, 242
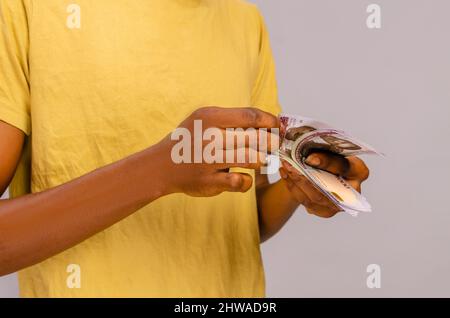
279, 152, 370, 218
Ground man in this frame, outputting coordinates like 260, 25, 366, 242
0, 0, 369, 297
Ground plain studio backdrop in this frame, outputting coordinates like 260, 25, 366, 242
1, 0, 450, 297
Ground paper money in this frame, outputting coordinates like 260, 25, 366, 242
278, 114, 381, 217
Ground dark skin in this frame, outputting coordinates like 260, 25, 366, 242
256, 153, 370, 241
0, 107, 370, 275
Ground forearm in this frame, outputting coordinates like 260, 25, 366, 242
0, 143, 170, 276
257, 179, 301, 243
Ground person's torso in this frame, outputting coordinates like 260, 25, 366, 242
14, 0, 265, 297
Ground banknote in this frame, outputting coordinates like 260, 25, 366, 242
278, 114, 381, 217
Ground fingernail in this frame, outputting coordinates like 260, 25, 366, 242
306, 156, 321, 166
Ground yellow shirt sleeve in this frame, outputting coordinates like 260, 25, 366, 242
0, 0, 32, 135
250, 6, 282, 116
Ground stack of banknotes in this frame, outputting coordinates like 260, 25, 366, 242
278, 114, 382, 217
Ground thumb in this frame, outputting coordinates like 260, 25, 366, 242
213, 172, 253, 193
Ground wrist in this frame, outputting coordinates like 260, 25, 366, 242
148, 141, 177, 197
128, 142, 175, 202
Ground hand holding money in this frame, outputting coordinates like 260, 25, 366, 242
278, 114, 379, 217
280, 153, 370, 218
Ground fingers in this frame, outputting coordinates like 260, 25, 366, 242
281, 160, 340, 214
305, 153, 370, 182
192, 107, 279, 129
282, 174, 309, 203
296, 175, 330, 205
217, 148, 268, 170
305, 204, 341, 218
279, 167, 289, 180
281, 161, 331, 205
305, 152, 350, 177
346, 179, 362, 193
212, 172, 253, 193
219, 129, 279, 153
345, 156, 370, 181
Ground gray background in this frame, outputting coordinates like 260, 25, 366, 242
1, 0, 450, 297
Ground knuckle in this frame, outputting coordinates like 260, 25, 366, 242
191, 108, 205, 119
228, 174, 243, 190
191, 106, 216, 119
269, 115, 279, 128
356, 159, 370, 180
361, 165, 370, 181
243, 108, 260, 127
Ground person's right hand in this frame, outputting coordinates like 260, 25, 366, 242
154, 107, 279, 197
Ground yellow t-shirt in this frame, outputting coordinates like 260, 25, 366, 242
0, 0, 281, 297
